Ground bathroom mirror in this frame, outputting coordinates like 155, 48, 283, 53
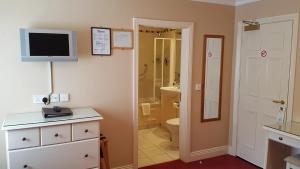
201, 35, 224, 122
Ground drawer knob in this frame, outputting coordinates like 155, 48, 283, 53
23, 164, 28, 168
84, 154, 89, 158
22, 137, 27, 141
54, 133, 59, 137
85, 129, 89, 133
279, 137, 283, 141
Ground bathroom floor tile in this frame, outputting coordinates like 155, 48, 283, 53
139, 150, 148, 159
138, 157, 154, 168
150, 154, 173, 164
166, 151, 180, 160
144, 136, 166, 146
138, 127, 179, 167
140, 144, 156, 150
142, 147, 165, 156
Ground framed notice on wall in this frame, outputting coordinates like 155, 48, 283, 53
91, 27, 111, 56
112, 29, 133, 50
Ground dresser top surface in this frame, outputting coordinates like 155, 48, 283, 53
2, 107, 103, 130
265, 122, 300, 138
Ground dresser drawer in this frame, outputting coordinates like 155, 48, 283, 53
72, 121, 99, 141
9, 139, 100, 169
41, 124, 71, 146
7, 128, 40, 150
287, 163, 300, 169
269, 131, 297, 148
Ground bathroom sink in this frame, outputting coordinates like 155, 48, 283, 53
160, 86, 180, 93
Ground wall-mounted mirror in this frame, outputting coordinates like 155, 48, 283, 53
201, 35, 224, 122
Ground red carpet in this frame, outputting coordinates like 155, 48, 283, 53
139, 155, 261, 169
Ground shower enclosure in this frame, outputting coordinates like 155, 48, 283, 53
153, 38, 181, 103
138, 26, 181, 105
138, 26, 181, 129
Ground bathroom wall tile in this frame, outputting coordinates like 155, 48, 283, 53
138, 103, 161, 129
160, 91, 180, 128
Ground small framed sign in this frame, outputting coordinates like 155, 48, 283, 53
112, 29, 133, 50
91, 27, 111, 56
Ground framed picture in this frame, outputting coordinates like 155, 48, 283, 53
91, 27, 111, 56
112, 29, 133, 50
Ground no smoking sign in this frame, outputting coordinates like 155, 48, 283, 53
261, 50, 267, 58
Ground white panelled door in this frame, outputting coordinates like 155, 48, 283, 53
237, 20, 294, 167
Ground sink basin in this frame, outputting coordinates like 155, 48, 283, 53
160, 86, 181, 93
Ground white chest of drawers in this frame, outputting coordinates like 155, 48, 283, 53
1, 107, 103, 169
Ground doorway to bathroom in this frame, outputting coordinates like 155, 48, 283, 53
133, 18, 194, 169
138, 25, 181, 167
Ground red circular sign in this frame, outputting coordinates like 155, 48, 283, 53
208, 52, 212, 58
261, 50, 267, 57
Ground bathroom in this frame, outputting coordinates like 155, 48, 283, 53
138, 25, 181, 167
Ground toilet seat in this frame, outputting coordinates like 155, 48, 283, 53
166, 118, 179, 126
166, 118, 179, 147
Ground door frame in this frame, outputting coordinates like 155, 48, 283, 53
132, 18, 194, 169
229, 13, 299, 156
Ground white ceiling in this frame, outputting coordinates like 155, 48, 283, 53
192, 0, 261, 6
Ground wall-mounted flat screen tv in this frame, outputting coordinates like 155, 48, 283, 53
20, 28, 77, 62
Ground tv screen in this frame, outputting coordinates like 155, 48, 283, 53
20, 28, 77, 62
29, 33, 70, 56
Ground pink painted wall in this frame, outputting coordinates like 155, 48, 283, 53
0, 0, 235, 168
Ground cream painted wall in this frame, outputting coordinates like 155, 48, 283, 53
235, 0, 300, 121
0, 0, 234, 168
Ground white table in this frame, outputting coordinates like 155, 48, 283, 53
264, 122, 300, 169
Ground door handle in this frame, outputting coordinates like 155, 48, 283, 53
272, 100, 285, 105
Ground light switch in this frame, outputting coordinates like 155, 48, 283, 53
60, 93, 69, 102
195, 83, 201, 91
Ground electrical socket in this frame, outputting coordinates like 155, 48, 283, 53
33, 93, 70, 104
50, 94, 60, 103
32, 95, 48, 104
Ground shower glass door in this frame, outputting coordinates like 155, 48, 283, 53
154, 38, 172, 102
154, 39, 163, 103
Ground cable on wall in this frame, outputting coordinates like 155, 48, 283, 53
42, 62, 53, 105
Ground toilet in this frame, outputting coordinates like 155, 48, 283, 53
166, 118, 179, 147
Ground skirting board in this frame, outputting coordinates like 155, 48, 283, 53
227, 145, 236, 156
189, 145, 228, 162
112, 164, 134, 169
